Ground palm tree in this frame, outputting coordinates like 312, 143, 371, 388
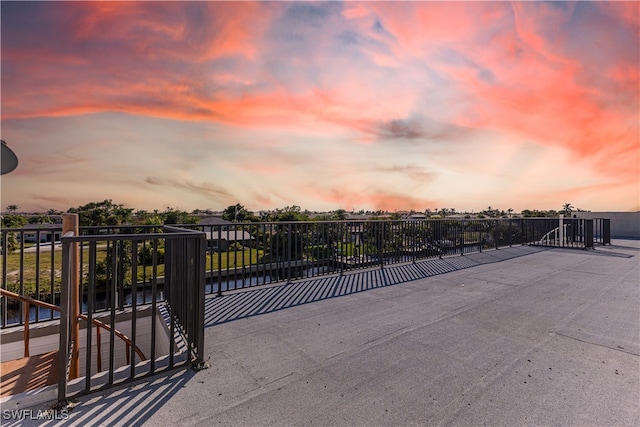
483, 206, 495, 218
6, 204, 19, 213
562, 203, 574, 216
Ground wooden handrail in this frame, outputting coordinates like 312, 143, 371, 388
0, 288, 60, 312
0, 288, 146, 362
77, 313, 146, 361
1, 289, 60, 357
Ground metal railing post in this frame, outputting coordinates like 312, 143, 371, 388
585, 219, 594, 249
217, 226, 223, 296
340, 223, 344, 276
412, 221, 417, 264
460, 221, 464, 256
509, 218, 513, 247
23, 301, 30, 357
287, 223, 292, 283
379, 222, 384, 268
58, 236, 72, 402
603, 219, 611, 245
196, 234, 205, 361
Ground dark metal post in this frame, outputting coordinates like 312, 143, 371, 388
460, 220, 464, 256
129, 240, 138, 379
379, 222, 384, 268
603, 219, 611, 245
58, 237, 72, 402
287, 223, 292, 283
195, 233, 206, 362
412, 221, 417, 264
509, 218, 513, 247
217, 226, 222, 296
85, 241, 97, 390
151, 239, 158, 373
585, 219, 594, 249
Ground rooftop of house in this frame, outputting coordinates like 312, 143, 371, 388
18, 239, 640, 426
198, 216, 232, 226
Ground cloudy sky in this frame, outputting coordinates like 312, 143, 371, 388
1, 1, 638, 213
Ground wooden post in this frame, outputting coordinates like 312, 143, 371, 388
62, 213, 80, 379
24, 301, 30, 357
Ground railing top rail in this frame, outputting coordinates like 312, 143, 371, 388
2, 217, 612, 234
2, 226, 64, 232
163, 225, 206, 235
79, 224, 161, 230
1, 224, 158, 233
61, 231, 204, 243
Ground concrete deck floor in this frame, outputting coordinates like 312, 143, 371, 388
14, 241, 640, 426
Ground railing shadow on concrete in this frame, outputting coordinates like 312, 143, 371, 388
203, 246, 547, 328
1, 368, 196, 427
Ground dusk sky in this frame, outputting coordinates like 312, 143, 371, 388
1, 1, 638, 213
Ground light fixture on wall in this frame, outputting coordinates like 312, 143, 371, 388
1, 140, 19, 175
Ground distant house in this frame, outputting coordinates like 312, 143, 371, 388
204, 230, 254, 252
198, 217, 231, 227
198, 217, 254, 251
346, 214, 370, 220
19, 224, 62, 243
409, 213, 427, 220
446, 214, 468, 219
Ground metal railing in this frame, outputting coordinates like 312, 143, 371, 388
178, 217, 611, 296
163, 226, 206, 369
1, 224, 163, 328
56, 226, 205, 401
1, 218, 611, 330
593, 218, 611, 245
0, 216, 611, 403
526, 217, 611, 249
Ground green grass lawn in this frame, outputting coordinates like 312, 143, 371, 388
1, 247, 267, 298
205, 248, 264, 269
1, 247, 108, 297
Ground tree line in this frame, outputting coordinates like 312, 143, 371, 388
1, 200, 587, 229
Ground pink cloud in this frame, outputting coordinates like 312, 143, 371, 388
309, 187, 440, 213
144, 176, 234, 203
